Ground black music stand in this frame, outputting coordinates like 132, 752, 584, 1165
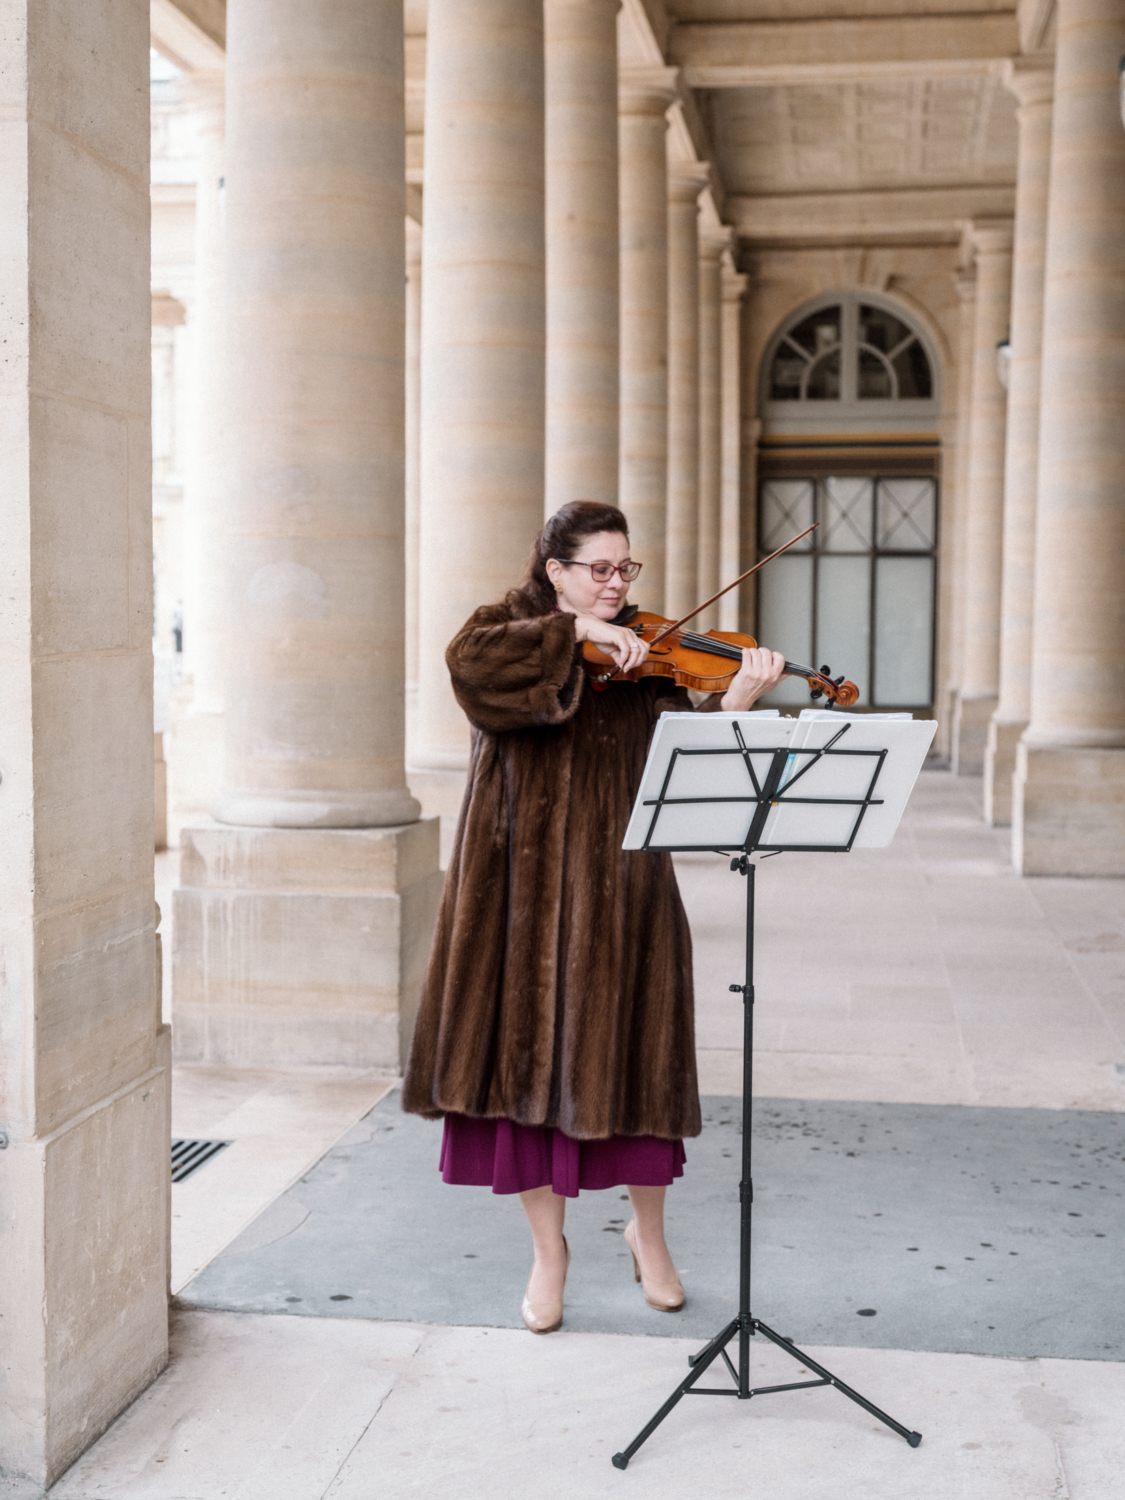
611, 715, 926, 1470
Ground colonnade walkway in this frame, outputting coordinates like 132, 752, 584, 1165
50, 771, 1125, 1499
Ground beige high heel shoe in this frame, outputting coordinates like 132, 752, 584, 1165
624, 1219, 684, 1312
521, 1235, 570, 1334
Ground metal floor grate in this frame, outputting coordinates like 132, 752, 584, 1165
171, 1138, 231, 1183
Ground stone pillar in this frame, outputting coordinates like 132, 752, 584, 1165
405, 215, 422, 759
952, 220, 1013, 776
544, 0, 619, 511
167, 74, 227, 839
618, 68, 677, 612
1015, 0, 1125, 875
718, 262, 748, 633
665, 161, 710, 620
696, 227, 730, 630
984, 60, 1054, 825
414, 0, 546, 795
941, 263, 977, 756
0, 2, 170, 1487
175, 0, 441, 1068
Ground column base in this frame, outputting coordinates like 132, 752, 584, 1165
983, 717, 1026, 827
0, 1036, 171, 1489
172, 821, 443, 1069
1013, 743, 1125, 876
951, 691, 997, 777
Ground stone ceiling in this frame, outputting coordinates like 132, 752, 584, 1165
705, 73, 1018, 196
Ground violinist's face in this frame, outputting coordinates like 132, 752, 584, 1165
548, 530, 634, 621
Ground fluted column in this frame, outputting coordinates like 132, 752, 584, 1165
952, 220, 1013, 776
168, 75, 227, 834
618, 68, 676, 612
1015, 0, 1125, 875
544, 0, 619, 510
175, 0, 441, 1071
665, 160, 710, 620
696, 226, 730, 629
718, 262, 748, 633
415, 0, 546, 774
405, 216, 422, 759
984, 60, 1054, 825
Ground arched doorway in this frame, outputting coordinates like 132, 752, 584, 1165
756, 292, 941, 711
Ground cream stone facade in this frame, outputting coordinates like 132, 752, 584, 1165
3, 0, 1125, 1490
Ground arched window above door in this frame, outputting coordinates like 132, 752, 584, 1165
762, 293, 939, 430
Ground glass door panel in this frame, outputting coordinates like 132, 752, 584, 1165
758, 554, 813, 705
816, 555, 871, 705
874, 556, 934, 706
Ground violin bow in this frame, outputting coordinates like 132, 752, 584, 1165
650, 523, 819, 645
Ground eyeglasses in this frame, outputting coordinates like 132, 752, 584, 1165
558, 558, 643, 582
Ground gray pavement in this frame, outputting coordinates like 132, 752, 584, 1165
180, 1089, 1125, 1361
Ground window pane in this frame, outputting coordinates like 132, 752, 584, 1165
877, 477, 936, 550
815, 555, 870, 706
859, 304, 910, 354
892, 340, 933, 399
874, 556, 934, 706
770, 344, 806, 400
786, 306, 840, 356
858, 347, 893, 399
821, 477, 873, 552
759, 480, 815, 552
758, 554, 813, 705
806, 349, 841, 400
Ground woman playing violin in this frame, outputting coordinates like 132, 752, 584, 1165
402, 502, 786, 1333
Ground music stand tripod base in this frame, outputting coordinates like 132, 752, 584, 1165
612, 716, 933, 1470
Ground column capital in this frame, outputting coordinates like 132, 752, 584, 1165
721, 264, 748, 302
668, 159, 710, 203
953, 263, 977, 303
699, 223, 733, 261
1002, 52, 1055, 111
969, 217, 1014, 256
618, 65, 678, 116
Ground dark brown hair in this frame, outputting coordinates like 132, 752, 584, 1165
510, 501, 630, 615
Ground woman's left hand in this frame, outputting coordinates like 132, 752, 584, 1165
719, 647, 788, 711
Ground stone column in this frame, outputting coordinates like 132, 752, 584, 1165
175, 0, 441, 1069
1015, 0, 1125, 875
665, 161, 710, 620
984, 60, 1054, 825
618, 68, 677, 612
414, 0, 546, 796
696, 226, 730, 629
941, 263, 977, 756
0, 2, 169, 1486
405, 215, 422, 759
167, 74, 227, 838
544, 0, 619, 511
718, 262, 748, 633
952, 220, 1013, 776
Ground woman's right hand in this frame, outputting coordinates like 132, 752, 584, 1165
572, 614, 651, 674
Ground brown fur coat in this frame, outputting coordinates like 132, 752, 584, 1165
402, 596, 716, 1141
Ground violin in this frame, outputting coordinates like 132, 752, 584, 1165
582, 610, 860, 708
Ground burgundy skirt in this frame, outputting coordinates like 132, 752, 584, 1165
440, 1113, 686, 1199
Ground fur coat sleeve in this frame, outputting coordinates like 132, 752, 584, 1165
403, 598, 723, 1142
447, 602, 585, 733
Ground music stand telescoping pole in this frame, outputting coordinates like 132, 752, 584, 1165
610, 713, 932, 1471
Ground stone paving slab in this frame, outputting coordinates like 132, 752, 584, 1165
49, 1311, 1125, 1500
178, 1090, 1125, 1362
